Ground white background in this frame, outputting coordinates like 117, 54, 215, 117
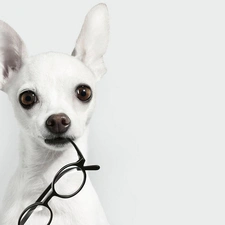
0, 1, 225, 225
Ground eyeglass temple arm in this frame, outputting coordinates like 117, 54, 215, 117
83, 165, 100, 170
68, 139, 84, 159
34, 183, 52, 203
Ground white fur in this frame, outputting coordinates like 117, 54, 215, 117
0, 3, 110, 225
72, 4, 109, 80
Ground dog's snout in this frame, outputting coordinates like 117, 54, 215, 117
46, 113, 71, 134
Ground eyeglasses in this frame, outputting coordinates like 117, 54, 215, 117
18, 139, 100, 225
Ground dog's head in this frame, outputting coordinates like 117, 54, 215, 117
0, 4, 109, 150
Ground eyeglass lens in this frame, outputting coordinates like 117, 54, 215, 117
54, 166, 85, 196
19, 204, 51, 225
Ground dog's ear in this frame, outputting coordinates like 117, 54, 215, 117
0, 20, 27, 91
72, 4, 109, 81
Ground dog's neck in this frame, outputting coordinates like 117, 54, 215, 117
17, 128, 89, 183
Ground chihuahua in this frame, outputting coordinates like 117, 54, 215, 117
0, 3, 110, 225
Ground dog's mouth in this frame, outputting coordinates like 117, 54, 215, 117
44, 136, 75, 146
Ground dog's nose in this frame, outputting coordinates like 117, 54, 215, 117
46, 113, 71, 134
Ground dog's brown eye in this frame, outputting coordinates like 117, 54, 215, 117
76, 85, 92, 102
19, 91, 37, 109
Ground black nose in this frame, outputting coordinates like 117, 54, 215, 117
46, 113, 71, 134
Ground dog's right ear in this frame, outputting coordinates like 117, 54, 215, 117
0, 20, 27, 91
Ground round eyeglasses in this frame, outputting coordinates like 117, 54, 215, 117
18, 139, 100, 225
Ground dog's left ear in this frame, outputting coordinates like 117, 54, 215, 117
72, 3, 109, 81
0, 21, 27, 91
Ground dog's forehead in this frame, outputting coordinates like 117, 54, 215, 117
21, 52, 94, 84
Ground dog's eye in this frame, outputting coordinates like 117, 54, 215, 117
19, 91, 38, 109
76, 85, 92, 102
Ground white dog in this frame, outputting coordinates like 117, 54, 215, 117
0, 3, 110, 225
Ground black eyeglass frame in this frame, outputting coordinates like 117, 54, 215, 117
18, 139, 100, 225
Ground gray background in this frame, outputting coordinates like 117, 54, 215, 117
0, 1, 225, 225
